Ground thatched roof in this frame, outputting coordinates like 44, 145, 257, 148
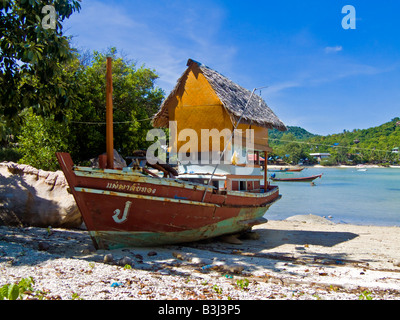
152, 59, 287, 132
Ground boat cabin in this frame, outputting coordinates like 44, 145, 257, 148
152, 59, 286, 192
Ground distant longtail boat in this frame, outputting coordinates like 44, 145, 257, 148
270, 174, 322, 182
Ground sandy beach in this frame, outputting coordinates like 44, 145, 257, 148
1, 215, 400, 301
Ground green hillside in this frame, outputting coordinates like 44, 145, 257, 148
268, 126, 318, 164
269, 126, 318, 143
268, 118, 400, 165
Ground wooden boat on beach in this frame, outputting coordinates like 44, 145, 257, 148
57, 152, 281, 248
57, 58, 286, 249
270, 174, 322, 182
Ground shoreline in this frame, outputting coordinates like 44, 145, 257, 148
1, 215, 400, 300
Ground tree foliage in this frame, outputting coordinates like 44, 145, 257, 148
269, 126, 317, 142
307, 118, 400, 165
17, 48, 165, 170
269, 118, 400, 165
1, 1, 164, 170
18, 108, 69, 170
0, 0, 81, 124
269, 127, 316, 164
67, 49, 164, 163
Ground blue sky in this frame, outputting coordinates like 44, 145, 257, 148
63, 0, 400, 135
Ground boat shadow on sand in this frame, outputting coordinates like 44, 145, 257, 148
184, 227, 363, 274
251, 228, 358, 249
0, 224, 365, 278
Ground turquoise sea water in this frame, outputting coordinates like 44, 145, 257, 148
265, 167, 400, 226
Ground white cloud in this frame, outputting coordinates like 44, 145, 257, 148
265, 81, 302, 95
324, 45, 343, 53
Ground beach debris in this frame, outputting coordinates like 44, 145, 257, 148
231, 249, 243, 254
201, 264, 214, 271
191, 257, 214, 266
200, 263, 226, 272
171, 252, 213, 266
103, 253, 114, 264
80, 247, 95, 255
118, 256, 134, 267
110, 282, 123, 288
37, 242, 50, 251
220, 263, 244, 274
46, 226, 53, 236
147, 251, 157, 256
172, 251, 192, 261
134, 254, 143, 263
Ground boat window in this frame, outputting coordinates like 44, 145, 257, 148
239, 181, 246, 191
232, 181, 238, 190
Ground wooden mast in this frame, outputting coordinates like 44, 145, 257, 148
264, 151, 268, 191
106, 57, 114, 169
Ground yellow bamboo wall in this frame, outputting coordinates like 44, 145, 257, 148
167, 65, 270, 153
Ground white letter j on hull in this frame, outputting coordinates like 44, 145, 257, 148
113, 201, 132, 223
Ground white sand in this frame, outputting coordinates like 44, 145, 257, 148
1, 216, 400, 300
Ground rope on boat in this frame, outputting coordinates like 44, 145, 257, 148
69, 117, 153, 125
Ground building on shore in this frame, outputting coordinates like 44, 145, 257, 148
309, 152, 331, 163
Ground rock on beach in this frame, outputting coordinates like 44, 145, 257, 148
0, 162, 82, 228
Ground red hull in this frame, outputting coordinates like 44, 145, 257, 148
56, 152, 281, 248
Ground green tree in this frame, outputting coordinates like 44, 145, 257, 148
16, 49, 83, 170
0, 0, 81, 125
18, 108, 69, 170
17, 48, 165, 170
275, 133, 308, 164
304, 117, 400, 164
67, 48, 164, 163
